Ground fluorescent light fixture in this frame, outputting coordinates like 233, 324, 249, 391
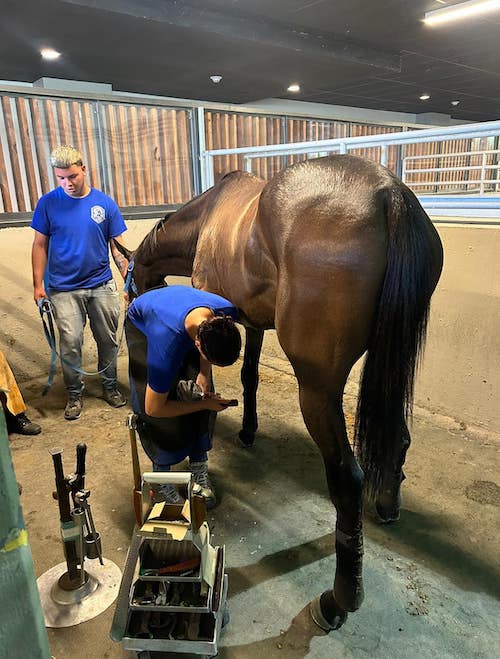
420, 93, 431, 100
423, 0, 500, 26
41, 48, 61, 60
287, 83, 300, 93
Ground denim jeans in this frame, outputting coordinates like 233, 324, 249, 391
50, 279, 120, 395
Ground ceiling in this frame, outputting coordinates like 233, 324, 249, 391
1, 0, 500, 122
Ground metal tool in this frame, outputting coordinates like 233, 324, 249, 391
75, 489, 104, 565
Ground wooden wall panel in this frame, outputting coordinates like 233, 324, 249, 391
0, 93, 194, 215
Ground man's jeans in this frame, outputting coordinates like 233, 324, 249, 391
50, 280, 120, 395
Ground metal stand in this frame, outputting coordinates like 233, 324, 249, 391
37, 443, 121, 627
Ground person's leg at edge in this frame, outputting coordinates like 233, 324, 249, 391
0, 351, 41, 435
88, 279, 126, 407
50, 288, 86, 420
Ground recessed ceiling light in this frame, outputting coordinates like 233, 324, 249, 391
41, 48, 61, 60
419, 93, 431, 100
451, 100, 460, 106
210, 75, 222, 84
423, 0, 500, 26
287, 83, 301, 93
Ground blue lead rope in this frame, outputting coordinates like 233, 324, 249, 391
38, 291, 129, 395
38, 298, 58, 396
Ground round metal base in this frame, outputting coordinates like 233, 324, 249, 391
37, 559, 122, 628
51, 571, 98, 605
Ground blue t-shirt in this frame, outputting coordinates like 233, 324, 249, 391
31, 187, 127, 291
128, 286, 238, 394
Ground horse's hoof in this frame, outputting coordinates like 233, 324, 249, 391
238, 429, 255, 448
375, 502, 401, 524
310, 594, 348, 632
375, 491, 401, 523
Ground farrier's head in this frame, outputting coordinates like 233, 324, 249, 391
196, 316, 241, 367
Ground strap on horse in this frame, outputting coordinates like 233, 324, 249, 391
124, 259, 138, 297
38, 296, 128, 396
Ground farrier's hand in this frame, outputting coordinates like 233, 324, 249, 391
196, 371, 211, 395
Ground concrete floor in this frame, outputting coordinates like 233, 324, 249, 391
7, 346, 500, 659
2, 225, 500, 658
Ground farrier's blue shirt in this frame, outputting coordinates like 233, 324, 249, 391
31, 187, 127, 291
127, 286, 238, 394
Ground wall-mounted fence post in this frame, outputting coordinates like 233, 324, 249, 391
380, 144, 388, 167
480, 151, 487, 195
195, 107, 206, 194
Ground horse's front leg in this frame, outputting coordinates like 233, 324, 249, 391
299, 385, 365, 631
239, 327, 264, 447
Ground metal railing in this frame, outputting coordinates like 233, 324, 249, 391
201, 120, 500, 222
402, 149, 500, 194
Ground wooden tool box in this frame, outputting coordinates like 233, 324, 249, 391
110, 472, 228, 657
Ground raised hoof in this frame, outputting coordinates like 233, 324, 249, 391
238, 428, 255, 448
310, 594, 348, 632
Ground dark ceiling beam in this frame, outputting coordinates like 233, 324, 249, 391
60, 0, 401, 72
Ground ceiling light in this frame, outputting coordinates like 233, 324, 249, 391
423, 0, 500, 26
210, 75, 222, 84
451, 100, 460, 106
40, 48, 61, 60
287, 83, 301, 93
420, 94, 431, 100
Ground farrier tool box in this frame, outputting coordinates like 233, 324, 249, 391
110, 472, 228, 657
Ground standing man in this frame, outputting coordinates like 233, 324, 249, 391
31, 145, 128, 420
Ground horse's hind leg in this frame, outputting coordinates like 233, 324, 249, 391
298, 383, 364, 631
239, 327, 264, 447
375, 418, 411, 523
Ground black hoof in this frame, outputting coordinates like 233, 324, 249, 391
375, 501, 401, 524
375, 489, 402, 523
310, 592, 348, 632
238, 428, 255, 448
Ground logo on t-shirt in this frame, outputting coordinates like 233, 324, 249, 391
90, 205, 106, 224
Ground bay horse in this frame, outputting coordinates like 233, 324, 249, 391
116, 154, 443, 630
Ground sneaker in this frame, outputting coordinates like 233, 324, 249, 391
7, 413, 41, 436
64, 396, 83, 421
190, 461, 216, 510
158, 484, 185, 505
103, 388, 127, 408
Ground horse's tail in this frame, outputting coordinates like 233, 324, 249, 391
354, 183, 443, 498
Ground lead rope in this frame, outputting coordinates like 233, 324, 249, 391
37, 262, 135, 395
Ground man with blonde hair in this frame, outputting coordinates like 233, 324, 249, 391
31, 145, 128, 420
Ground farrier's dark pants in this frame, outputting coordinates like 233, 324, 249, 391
125, 318, 214, 467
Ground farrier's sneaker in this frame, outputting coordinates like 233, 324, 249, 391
158, 483, 185, 505
190, 461, 216, 509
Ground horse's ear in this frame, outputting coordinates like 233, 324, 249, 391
113, 238, 133, 261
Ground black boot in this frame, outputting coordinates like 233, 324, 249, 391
7, 412, 42, 436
